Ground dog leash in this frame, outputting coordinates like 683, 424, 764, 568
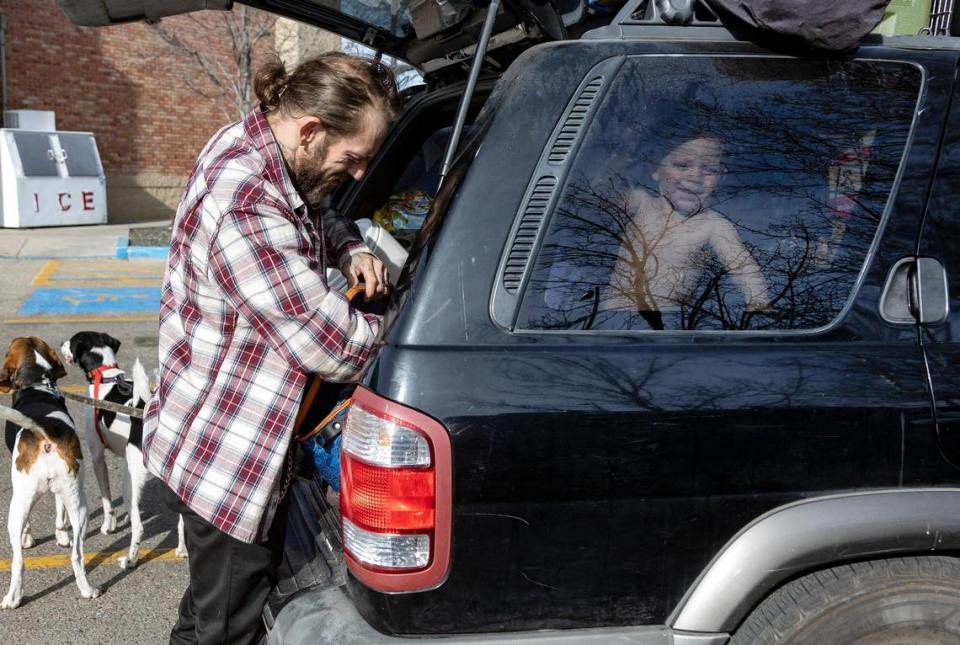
297, 397, 351, 445
60, 391, 143, 419
37, 284, 370, 457
57, 288, 368, 426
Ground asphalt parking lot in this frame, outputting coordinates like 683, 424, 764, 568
0, 249, 189, 644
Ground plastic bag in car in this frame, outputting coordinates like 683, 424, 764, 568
308, 433, 342, 492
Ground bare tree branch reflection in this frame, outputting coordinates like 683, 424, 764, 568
517, 57, 919, 332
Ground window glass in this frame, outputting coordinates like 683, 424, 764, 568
370, 126, 454, 249
516, 57, 921, 332
380, 111, 495, 339
12, 132, 59, 177
313, 0, 412, 38
58, 133, 102, 177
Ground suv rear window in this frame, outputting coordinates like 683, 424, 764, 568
516, 57, 921, 332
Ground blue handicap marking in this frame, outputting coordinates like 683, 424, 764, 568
18, 287, 161, 315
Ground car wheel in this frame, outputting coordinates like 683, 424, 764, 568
730, 556, 960, 645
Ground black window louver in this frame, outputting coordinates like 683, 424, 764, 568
503, 176, 558, 293
547, 77, 604, 165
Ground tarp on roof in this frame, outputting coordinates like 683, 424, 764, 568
704, 0, 892, 53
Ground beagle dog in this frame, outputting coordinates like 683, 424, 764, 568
61, 331, 186, 568
0, 336, 100, 609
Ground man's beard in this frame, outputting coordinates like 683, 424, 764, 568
291, 144, 348, 210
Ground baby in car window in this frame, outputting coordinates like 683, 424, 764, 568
603, 132, 770, 328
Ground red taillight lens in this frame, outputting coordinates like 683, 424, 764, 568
340, 386, 452, 592
341, 458, 435, 532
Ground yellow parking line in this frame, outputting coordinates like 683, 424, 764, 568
3, 316, 156, 325
29, 259, 163, 288
45, 281, 159, 288
31, 260, 61, 286
0, 547, 185, 572
44, 276, 161, 288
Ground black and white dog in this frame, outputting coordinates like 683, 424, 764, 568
1, 336, 100, 608
61, 331, 186, 568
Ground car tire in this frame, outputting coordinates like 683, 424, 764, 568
729, 556, 960, 645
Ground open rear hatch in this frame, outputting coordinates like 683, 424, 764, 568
56, 0, 588, 81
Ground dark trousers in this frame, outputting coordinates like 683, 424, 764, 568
159, 481, 290, 645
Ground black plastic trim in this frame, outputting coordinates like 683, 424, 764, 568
490, 55, 625, 328
267, 584, 681, 643
502, 176, 558, 293
547, 77, 603, 164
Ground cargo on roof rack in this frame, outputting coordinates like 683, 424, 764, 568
596, 0, 948, 52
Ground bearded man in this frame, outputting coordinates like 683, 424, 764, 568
142, 53, 400, 645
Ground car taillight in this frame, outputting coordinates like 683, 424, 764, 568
340, 386, 452, 592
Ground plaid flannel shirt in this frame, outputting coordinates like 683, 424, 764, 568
142, 108, 381, 543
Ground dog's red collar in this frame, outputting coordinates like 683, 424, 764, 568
86, 364, 121, 384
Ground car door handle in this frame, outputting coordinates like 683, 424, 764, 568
914, 256, 949, 325
880, 256, 949, 326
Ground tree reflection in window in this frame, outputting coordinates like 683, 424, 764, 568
517, 57, 920, 331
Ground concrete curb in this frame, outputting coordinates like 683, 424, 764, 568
0, 219, 172, 260
0, 239, 127, 259
114, 234, 169, 260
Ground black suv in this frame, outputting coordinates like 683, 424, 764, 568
61, 1, 960, 643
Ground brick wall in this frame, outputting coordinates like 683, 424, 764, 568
0, 0, 278, 221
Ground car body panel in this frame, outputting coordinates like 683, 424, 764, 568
345, 39, 959, 635
918, 61, 960, 478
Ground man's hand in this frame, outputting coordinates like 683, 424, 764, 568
341, 252, 389, 301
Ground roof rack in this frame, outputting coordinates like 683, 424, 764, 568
614, 0, 959, 35
584, 0, 734, 42
587, 0, 960, 44
620, 0, 720, 26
